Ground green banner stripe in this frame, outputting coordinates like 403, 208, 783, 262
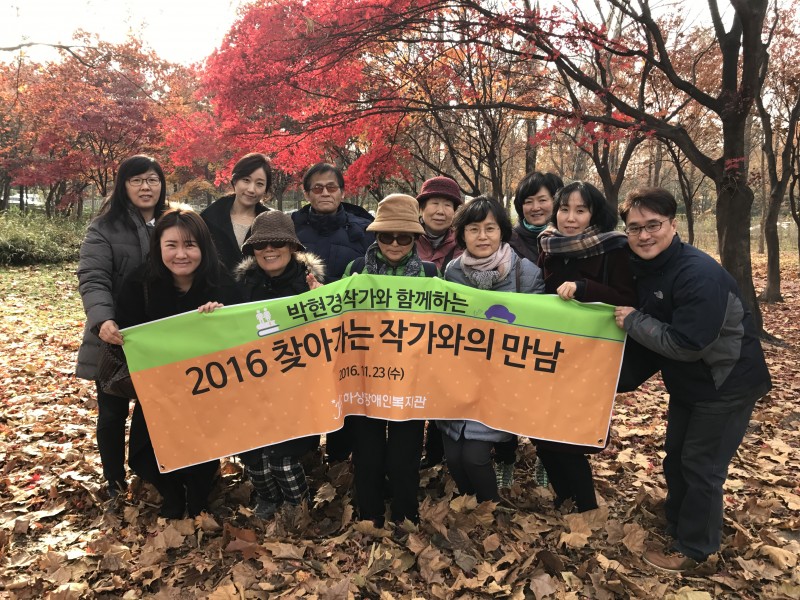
122, 275, 625, 372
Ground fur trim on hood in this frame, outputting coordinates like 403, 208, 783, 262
234, 251, 326, 283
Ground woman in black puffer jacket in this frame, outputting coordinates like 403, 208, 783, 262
76, 155, 167, 498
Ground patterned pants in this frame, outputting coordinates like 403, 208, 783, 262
244, 451, 309, 505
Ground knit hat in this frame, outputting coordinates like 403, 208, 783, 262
366, 194, 426, 234
241, 210, 305, 255
416, 176, 463, 208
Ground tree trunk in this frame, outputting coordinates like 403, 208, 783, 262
757, 149, 767, 253
759, 189, 783, 302
716, 178, 762, 331
0, 179, 9, 212
525, 119, 537, 174
685, 198, 695, 246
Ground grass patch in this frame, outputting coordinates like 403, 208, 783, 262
0, 211, 88, 266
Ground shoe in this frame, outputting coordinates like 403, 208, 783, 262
159, 502, 186, 519
253, 497, 281, 520
159, 486, 187, 519
107, 480, 128, 499
533, 457, 549, 487
495, 462, 514, 488
419, 455, 443, 469
643, 548, 700, 572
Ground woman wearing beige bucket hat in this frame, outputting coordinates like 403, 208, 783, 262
343, 194, 437, 527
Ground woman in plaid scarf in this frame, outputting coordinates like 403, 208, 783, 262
536, 181, 637, 512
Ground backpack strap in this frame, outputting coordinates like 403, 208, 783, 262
422, 261, 438, 277
344, 257, 365, 276
442, 246, 456, 270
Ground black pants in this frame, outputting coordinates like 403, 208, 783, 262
493, 436, 518, 464
423, 420, 444, 463
95, 382, 131, 486
535, 444, 597, 512
129, 402, 218, 516
441, 433, 500, 502
325, 416, 354, 462
351, 416, 424, 523
663, 396, 756, 561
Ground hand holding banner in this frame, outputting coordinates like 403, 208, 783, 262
121, 275, 626, 472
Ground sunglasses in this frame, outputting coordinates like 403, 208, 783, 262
253, 240, 289, 250
310, 183, 340, 194
376, 233, 414, 246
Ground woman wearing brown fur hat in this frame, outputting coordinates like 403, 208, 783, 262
234, 210, 324, 519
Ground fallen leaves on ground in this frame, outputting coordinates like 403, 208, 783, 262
1, 258, 799, 599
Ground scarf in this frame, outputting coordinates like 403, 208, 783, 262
422, 225, 447, 250
460, 242, 514, 289
538, 224, 628, 258
522, 220, 547, 235
364, 242, 423, 276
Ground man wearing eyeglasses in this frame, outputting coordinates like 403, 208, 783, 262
614, 187, 771, 573
291, 163, 375, 283
291, 162, 374, 464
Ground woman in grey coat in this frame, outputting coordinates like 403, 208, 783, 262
76, 155, 167, 497
440, 196, 544, 502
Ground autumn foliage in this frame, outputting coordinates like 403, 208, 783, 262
0, 257, 798, 597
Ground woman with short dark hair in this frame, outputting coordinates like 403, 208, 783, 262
509, 171, 564, 262
439, 196, 544, 503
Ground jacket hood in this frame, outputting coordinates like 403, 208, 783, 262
234, 251, 325, 283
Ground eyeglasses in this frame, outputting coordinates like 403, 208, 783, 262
464, 225, 500, 236
624, 218, 671, 236
127, 176, 161, 187
253, 240, 288, 250
376, 233, 414, 246
309, 183, 340, 194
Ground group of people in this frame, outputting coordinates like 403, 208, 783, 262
76, 152, 771, 574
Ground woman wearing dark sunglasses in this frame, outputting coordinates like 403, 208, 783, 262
233, 210, 324, 519
344, 194, 437, 528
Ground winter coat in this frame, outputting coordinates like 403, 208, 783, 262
234, 252, 325, 458
416, 229, 463, 271
620, 236, 772, 407
76, 206, 152, 380
537, 244, 636, 454
509, 223, 543, 263
290, 203, 374, 281
115, 265, 241, 459
234, 252, 325, 303
539, 246, 637, 306
200, 194, 271, 273
438, 250, 544, 443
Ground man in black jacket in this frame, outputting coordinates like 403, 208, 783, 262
615, 187, 771, 573
291, 163, 374, 282
291, 163, 374, 462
